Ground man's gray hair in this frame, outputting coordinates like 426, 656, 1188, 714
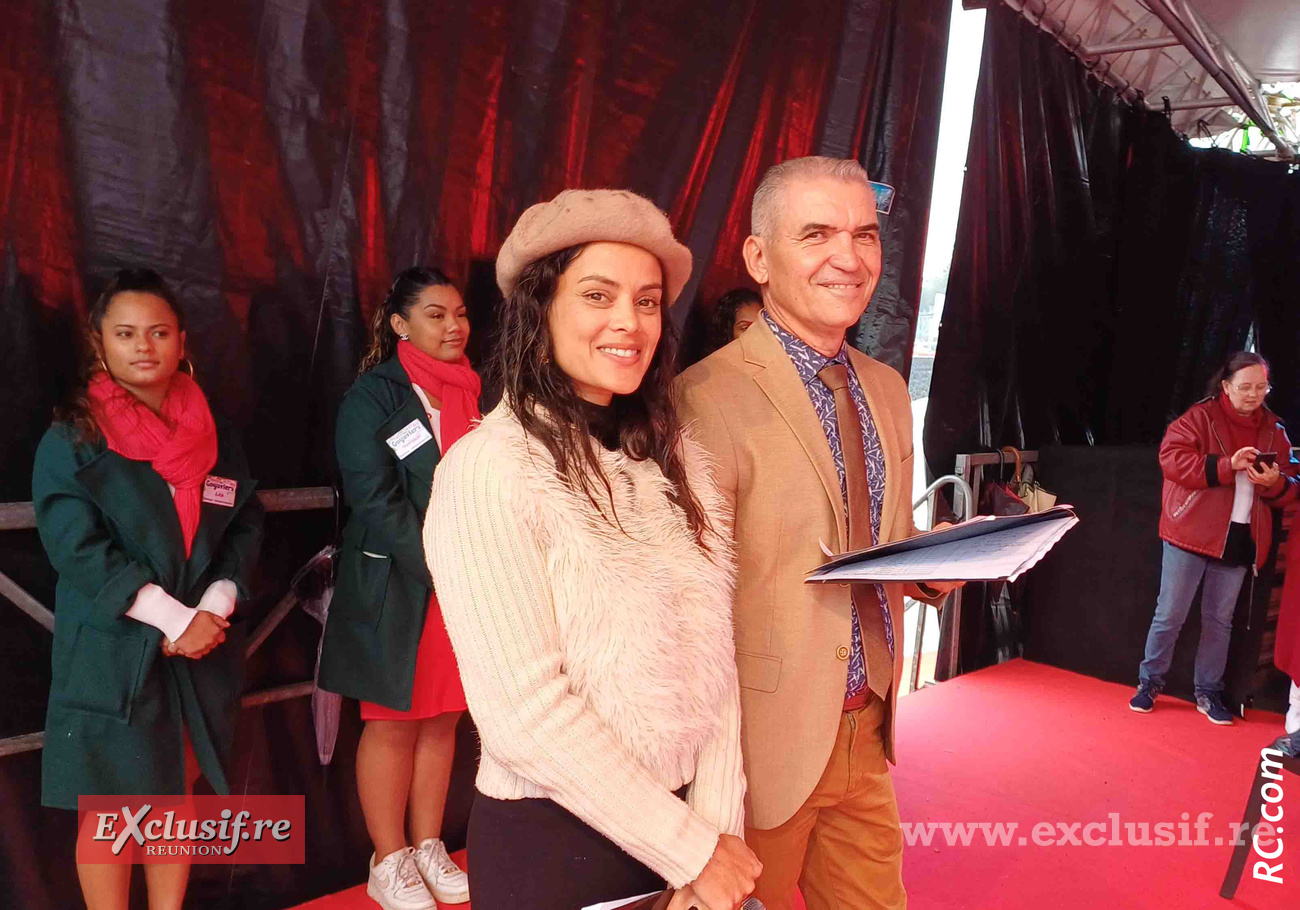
750, 156, 872, 238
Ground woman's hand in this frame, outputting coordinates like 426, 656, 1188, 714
684, 834, 762, 910
1230, 447, 1260, 471
173, 611, 229, 659
1248, 461, 1282, 488
666, 884, 715, 910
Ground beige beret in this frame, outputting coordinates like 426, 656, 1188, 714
495, 189, 694, 306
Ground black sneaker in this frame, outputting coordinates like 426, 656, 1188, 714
1196, 692, 1234, 725
1129, 683, 1160, 713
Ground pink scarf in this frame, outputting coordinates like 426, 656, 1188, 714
396, 341, 482, 449
87, 371, 218, 556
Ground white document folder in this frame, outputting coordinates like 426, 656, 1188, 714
805, 505, 1079, 584
581, 890, 669, 910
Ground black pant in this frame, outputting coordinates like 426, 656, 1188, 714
467, 788, 684, 910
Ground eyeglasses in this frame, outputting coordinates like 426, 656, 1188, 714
1230, 383, 1271, 395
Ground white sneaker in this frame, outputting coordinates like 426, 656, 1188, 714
414, 837, 470, 904
367, 847, 437, 910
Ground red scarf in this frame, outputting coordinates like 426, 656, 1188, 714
396, 341, 482, 449
88, 371, 218, 556
1216, 391, 1264, 454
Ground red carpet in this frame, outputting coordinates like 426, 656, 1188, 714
294, 659, 1299, 909
893, 659, 1299, 909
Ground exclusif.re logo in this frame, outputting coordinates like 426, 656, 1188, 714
77, 795, 305, 864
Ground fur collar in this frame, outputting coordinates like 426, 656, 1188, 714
474, 402, 738, 784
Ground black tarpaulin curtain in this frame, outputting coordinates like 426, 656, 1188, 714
0, 1, 951, 906
924, 3, 1300, 677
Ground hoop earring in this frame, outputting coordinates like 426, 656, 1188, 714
181, 358, 196, 377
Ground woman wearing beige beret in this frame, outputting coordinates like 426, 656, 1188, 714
425, 189, 761, 910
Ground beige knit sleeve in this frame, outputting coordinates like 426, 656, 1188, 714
686, 669, 746, 836
674, 423, 746, 837
425, 430, 721, 888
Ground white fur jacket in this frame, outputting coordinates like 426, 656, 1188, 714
425, 401, 745, 888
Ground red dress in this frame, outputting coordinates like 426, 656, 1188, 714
360, 398, 467, 722
360, 591, 466, 721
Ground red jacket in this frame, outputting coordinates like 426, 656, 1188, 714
1158, 398, 1298, 571
1277, 533, 1300, 678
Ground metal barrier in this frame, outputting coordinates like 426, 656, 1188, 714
929, 451, 1042, 681
905, 474, 975, 693
0, 487, 336, 759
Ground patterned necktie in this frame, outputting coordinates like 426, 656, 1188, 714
817, 363, 892, 700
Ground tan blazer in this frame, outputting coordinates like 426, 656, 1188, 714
676, 315, 940, 830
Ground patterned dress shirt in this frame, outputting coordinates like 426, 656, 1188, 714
763, 310, 894, 699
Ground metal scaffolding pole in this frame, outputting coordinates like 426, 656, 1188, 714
996, 0, 1296, 159
1143, 0, 1294, 158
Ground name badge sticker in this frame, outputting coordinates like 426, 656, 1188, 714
202, 476, 238, 507
386, 419, 434, 460
869, 180, 896, 214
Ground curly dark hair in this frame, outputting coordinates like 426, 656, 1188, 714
55, 268, 186, 442
358, 266, 456, 374
490, 244, 712, 546
706, 287, 762, 354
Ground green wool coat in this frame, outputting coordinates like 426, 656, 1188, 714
317, 356, 441, 711
31, 419, 263, 810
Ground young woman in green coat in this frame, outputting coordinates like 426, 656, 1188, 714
31, 268, 263, 910
318, 267, 478, 909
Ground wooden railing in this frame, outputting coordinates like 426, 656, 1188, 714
0, 487, 336, 758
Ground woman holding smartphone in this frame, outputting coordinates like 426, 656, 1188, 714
1129, 352, 1297, 723
32, 267, 263, 910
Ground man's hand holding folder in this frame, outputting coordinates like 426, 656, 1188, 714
913, 521, 964, 598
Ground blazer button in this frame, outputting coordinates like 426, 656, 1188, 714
836, 646, 850, 660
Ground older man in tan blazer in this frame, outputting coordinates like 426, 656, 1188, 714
677, 156, 958, 909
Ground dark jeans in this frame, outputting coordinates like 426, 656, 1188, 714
1138, 541, 1247, 695
466, 788, 685, 910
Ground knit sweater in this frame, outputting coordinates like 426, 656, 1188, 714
425, 402, 745, 887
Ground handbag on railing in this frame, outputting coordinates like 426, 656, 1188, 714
979, 448, 1029, 517
1003, 446, 1058, 513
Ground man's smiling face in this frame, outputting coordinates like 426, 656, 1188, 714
745, 175, 881, 354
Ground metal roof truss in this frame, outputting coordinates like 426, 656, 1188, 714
991, 0, 1298, 159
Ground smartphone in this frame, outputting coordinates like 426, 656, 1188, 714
1254, 452, 1278, 469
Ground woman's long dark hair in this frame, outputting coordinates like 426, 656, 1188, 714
491, 245, 712, 546
358, 266, 455, 374
55, 268, 186, 442
1207, 351, 1270, 398
706, 287, 762, 355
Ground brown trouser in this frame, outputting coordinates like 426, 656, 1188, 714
745, 695, 905, 910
